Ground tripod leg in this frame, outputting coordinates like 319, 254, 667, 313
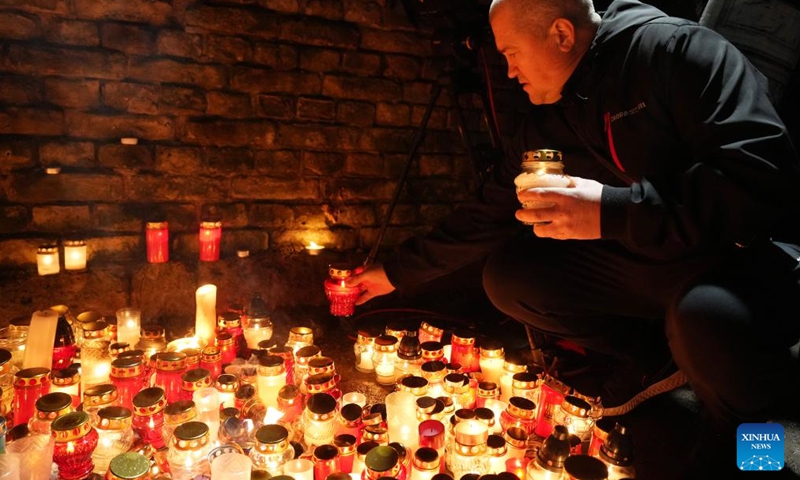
447, 87, 484, 189
364, 82, 443, 267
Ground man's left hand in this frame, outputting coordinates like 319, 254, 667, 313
516, 176, 604, 239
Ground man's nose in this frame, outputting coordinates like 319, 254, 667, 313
506, 62, 518, 79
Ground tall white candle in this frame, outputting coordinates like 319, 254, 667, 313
116, 307, 141, 346
22, 310, 58, 370
386, 391, 419, 451
195, 284, 217, 347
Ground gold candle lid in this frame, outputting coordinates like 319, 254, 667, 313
51, 411, 93, 442
97, 406, 133, 431
511, 372, 539, 390
328, 263, 354, 280
397, 375, 428, 396
288, 326, 314, 343
181, 368, 212, 391
146, 221, 168, 230
132, 387, 167, 416
305, 373, 337, 394
443, 373, 469, 393
420, 342, 444, 361
308, 356, 335, 376
201, 346, 222, 363
502, 355, 527, 373
172, 421, 210, 450
37, 244, 58, 254
82, 320, 109, 339
140, 326, 165, 340
374, 335, 397, 352
156, 352, 187, 371
218, 311, 241, 329
255, 424, 290, 453
306, 392, 337, 420
52, 366, 80, 386
412, 447, 440, 470
451, 331, 476, 346
313, 444, 340, 463
561, 395, 591, 417
257, 355, 285, 376
420, 321, 443, 336
183, 348, 201, 366
76, 310, 104, 324
479, 339, 504, 357
220, 407, 240, 422
278, 384, 301, 406
362, 424, 388, 443
111, 356, 144, 378
215, 331, 234, 347
14, 367, 51, 388
334, 434, 357, 455
477, 382, 499, 396
216, 373, 239, 392
522, 149, 563, 162
507, 396, 536, 419
296, 345, 322, 364
200, 220, 222, 229
83, 384, 118, 407
107, 452, 151, 480
35, 392, 73, 421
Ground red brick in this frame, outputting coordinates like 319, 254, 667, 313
128, 174, 228, 202
43, 19, 99, 46
92, 204, 145, 232
341, 52, 381, 76
336, 204, 377, 226
0, 108, 64, 136
343, 0, 381, 26
402, 81, 436, 104
0, 11, 40, 39
200, 203, 248, 228
102, 82, 206, 115
207, 91, 253, 118
322, 75, 400, 102
419, 203, 455, 224
253, 149, 301, 176
40, 141, 95, 167
421, 57, 451, 81
344, 152, 383, 176
256, 94, 293, 119
183, 119, 276, 147
203, 147, 254, 172
65, 112, 174, 141
207, 35, 252, 64
360, 29, 431, 56
336, 101, 374, 127
418, 154, 453, 176
98, 144, 154, 169
74, 0, 173, 25
296, 97, 335, 121
411, 105, 448, 130
44, 78, 100, 108
87, 235, 142, 262
230, 67, 320, 95
249, 203, 295, 228
0, 0, 68, 13
155, 145, 202, 172
255, 0, 300, 14
298, 48, 340, 72
291, 205, 328, 228
0, 206, 29, 233
31, 205, 91, 232
303, 151, 343, 176
277, 124, 359, 150
7, 173, 125, 202
384, 54, 422, 81
128, 58, 225, 89
253, 43, 298, 70
156, 30, 203, 59
0, 137, 34, 169
101, 23, 154, 55
357, 127, 413, 152
0, 45, 127, 80
279, 17, 359, 48
323, 178, 395, 201
304, 0, 343, 20
376, 103, 410, 126
230, 176, 319, 200
220, 229, 269, 253
185, 6, 277, 38
0, 75, 42, 105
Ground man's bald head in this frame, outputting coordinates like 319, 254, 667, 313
490, 0, 596, 38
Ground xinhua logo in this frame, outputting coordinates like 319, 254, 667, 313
737, 423, 784, 471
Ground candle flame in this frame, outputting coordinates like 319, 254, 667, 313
308, 241, 322, 249
264, 407, 285, 424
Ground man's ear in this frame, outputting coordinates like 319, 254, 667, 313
551, 18, 576, 52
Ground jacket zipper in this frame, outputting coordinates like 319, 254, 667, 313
604, 111, 626, 173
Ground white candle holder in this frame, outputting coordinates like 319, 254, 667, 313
63, 239, 87, 271
36, 245, 60, 276
115, 308, 141, 347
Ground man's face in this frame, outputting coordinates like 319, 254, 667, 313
491, 5, 566, 105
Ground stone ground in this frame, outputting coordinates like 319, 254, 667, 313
277, 273, 800, 480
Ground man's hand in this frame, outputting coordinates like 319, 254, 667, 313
345, 263, 396, 305
516, 176, 604, 239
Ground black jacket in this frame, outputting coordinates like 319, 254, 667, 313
383, 0, 800, 289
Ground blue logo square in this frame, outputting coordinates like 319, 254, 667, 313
737, 423, 784, 471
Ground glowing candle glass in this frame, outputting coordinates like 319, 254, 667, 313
51, 411, 99, 480
199, 220, 222, 262
324, 264, 362, 317
115, 308, 141, 347
132, 387, 167, 450
36, 244, 59, 276
167, 421, 212, 478
13, 367, 51, 428
146, 221, 169, 263
386, 391, 419, 451
193, 387, 221, 445
418, 322, 443, 344
285, 458, 315, 480
306, 241, 325, 256
92, 406, 135, 476
499, 356, 527, 403
81, 321, 112, 389
478, 340, 505, 385
63, 239, 87, 271
372, 335, 398, 386
257, 355, 286, 409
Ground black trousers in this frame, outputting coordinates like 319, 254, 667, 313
482, 233, 800, 430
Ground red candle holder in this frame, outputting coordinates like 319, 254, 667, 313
132, 387, 168, 450
199, 220, 222, 262
13, 367, 51, 428
534, 374, 570, 439
146, 221, 169, 263
51, 411, 99, 480
324, 263, 362, 317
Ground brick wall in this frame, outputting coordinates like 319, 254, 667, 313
0, 0, 525, 330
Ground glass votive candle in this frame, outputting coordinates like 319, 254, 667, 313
354, 328, 379, 373
193, 386, 221, 445
486, 434, 507, 474
448, 420, 489, 480
211, 452, 253, 480
200, 346, 223, 381
285, 458, 315, 480
418, 322, 443, 344
244, 314, 274, 352
63, 239, 87, 271
286, 326, 314, 354
372, 335, 398, 386
217, 373, 240, 409
163, 399, 198, 448
324, 263, 362, 317
449, 330, 478, 373
50, 366, 81, 408
37, 244, 60, 276
418, 419, 445, 461
313, 444, 342, 480
13, 367, 51, 428
304, 392, 338, 450
83, 384, 119, 426
199, 220, 222, 262
28, 391, 73, 435
410, 447, 440, 480
250, 424, 295, 476
587, 417, 616, 458
342, 391, 367, 408
167, 421, 212, 478
181, 368, 213, 402
386, 391, 419, 451
132, 387, 168, 450
258, 354, 287, 409
500, 396, 537, 436
51, 411, 99, 480
552, 395, 594, 443
92, 406, 135, 476
363, 444, 404, 480
498, 355, 527, 403
146, 221, 169, 263
115, 308, 141, 348
478, 340, 504, 385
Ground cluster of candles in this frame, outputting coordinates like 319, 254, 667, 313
0, 301, 637, 480
36, 240, 87, 275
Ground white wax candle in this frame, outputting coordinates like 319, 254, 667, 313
284, 458, 314, 480
342, 392, 367, 408
211, 453, 252, 479
22, 310, 58, 370
195, 284, 217, 347
479, 357, 505, 385
115, 308, 141, 346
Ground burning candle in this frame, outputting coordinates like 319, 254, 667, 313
22, 309, 58, 371
211, 452, 253, 479
115, 308, 141, 347
146, 221, 169, 263
386, 391, 419, 451
195, 284, 218, 348
193, 387, 221, 445
478, 340, 505, 385
36, 244, 60, 276
199, 220, 222, 262
324, 263, 362, 317
342, 392, 367, 409
306, 241, 325, 256
63, 239, 87, 271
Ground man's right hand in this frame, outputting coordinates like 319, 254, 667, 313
346, 263, 396, 305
